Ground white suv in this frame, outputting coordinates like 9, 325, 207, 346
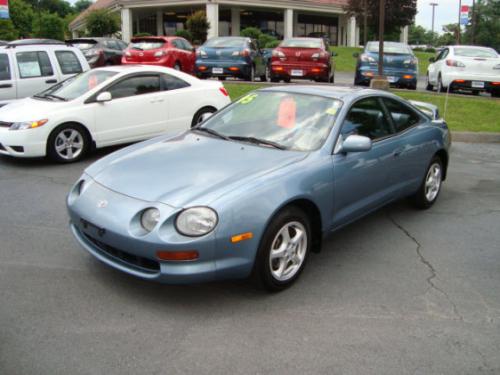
0, 39, 90, 106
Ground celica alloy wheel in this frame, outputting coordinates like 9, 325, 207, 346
412, 156, 443, 209
47, 124, 89, 163
254, 207, 311, 291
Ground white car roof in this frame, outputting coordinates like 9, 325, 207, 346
91, 65, 200, 84
0, 44, 82, 53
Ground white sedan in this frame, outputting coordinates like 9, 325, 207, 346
426, 45, 500, 97
0, 65, 231, 162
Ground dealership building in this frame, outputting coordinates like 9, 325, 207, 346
70, 0, 409, 46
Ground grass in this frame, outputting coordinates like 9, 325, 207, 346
224, 82, 500, 133
329, 47, 435, 76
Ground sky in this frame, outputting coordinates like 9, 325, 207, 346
416, 0, 474, 33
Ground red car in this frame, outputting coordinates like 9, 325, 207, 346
270, 38, 335, 83
122, 36, 196, 74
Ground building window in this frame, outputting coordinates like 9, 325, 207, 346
297, 14, 339, 46
134, 13, 157, 36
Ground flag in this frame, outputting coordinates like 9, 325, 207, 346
0, 0, 9, 20
460, 5, 470, 26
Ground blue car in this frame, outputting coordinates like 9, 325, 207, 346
354, 42, 418, 90
195, 37, 267, 81
67, 86, 450, 291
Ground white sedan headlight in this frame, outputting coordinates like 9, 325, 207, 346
176, 207, 218, 237
9, 119, 48, 130
141, 208, 161, 232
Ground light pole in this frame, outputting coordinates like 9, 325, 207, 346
363, 0, 368, 46
378, 0, 385, 77
430, 2, 438, 45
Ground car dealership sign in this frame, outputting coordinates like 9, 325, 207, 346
0, 0, 9, 19
460, 5, 470, 26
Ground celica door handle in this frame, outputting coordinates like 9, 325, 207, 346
393, 148, 404, 157
45, 79, 57, 84
0, 84, 13, 88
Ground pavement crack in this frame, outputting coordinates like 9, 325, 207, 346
388, 214, 464, 321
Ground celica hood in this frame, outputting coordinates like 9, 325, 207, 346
86, 132, 308, 208
0, 97, 67, 122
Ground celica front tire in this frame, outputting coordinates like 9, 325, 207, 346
253, 207, 311, 292
411, 156, 443, 209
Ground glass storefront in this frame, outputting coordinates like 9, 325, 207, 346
240, 10, 284, 39
296, 14, 339, 46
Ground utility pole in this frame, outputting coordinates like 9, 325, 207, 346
430, 2, 438, 45
457, 0, 462, 44
378, 0, 385, 77
471, 0, 476, 44
363, 0, 368, 46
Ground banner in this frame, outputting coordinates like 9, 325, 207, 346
0, 0, 9, 20
460, 5, 470, 26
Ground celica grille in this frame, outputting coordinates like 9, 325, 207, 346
83, 233, 160, 273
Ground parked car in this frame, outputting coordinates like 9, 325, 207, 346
195, 37, 267, 81
270, 38, 335, 83
122, 36, 196, 74
0, 41, 8, 46
67, 38, 128, 68
0, 65, 230, 162
354, 41, 418, 90
67, 86, 450, 291
0, 39, 89, 107
426, 45, 500, 97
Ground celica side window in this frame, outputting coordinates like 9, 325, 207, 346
382, 98, 421, 133
342, 97, 393, 140
161, 74, 190, 90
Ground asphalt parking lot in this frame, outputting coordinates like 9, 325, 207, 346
1, 142, 499, 375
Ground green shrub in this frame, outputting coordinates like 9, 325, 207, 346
86, 9, 120, 37
425, 47, 436, 53
186, 10, 209, 44
175, 29, 193, 41
240, 27, 261, 40
133, 32, 152, 37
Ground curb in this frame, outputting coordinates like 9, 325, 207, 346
452, 132, 500, 143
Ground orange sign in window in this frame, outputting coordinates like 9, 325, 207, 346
88, 75, 98, 90
277, 97, 297, 129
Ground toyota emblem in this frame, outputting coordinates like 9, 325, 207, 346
97, 200, 108, 208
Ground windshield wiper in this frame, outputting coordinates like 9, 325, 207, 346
45, 94, 67, 101
229, 136, 287, 150
191, 127, 231, 141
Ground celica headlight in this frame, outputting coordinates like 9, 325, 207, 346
141, 208, 161, 232
175, 207, 218, 237
9, 119, 48, 130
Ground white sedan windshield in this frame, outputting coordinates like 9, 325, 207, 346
200, 92, 342, 152
37, 70, 118, 101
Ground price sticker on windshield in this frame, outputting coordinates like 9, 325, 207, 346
238, 93, 258, 104
326, 102, 341, 116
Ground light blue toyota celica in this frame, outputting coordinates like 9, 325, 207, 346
67, 86, 450, 291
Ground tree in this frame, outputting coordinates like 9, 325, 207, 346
33, 12, 65, 40
0, 20, 19, 41
408, 25, 437, 45
25, 0, 73, 18
463, 0, 500, 50
73, 0, 93, 13
186, 11, 210, 44
9, 0, 35, 38
344, 0, 417, 36
175, 29, 193, 42
85, 9, 120, 37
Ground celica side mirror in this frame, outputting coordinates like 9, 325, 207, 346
340, 135, 372, 153
429, 57, 436, 63
353, 52, 360, 58
96, 92, 112, 103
